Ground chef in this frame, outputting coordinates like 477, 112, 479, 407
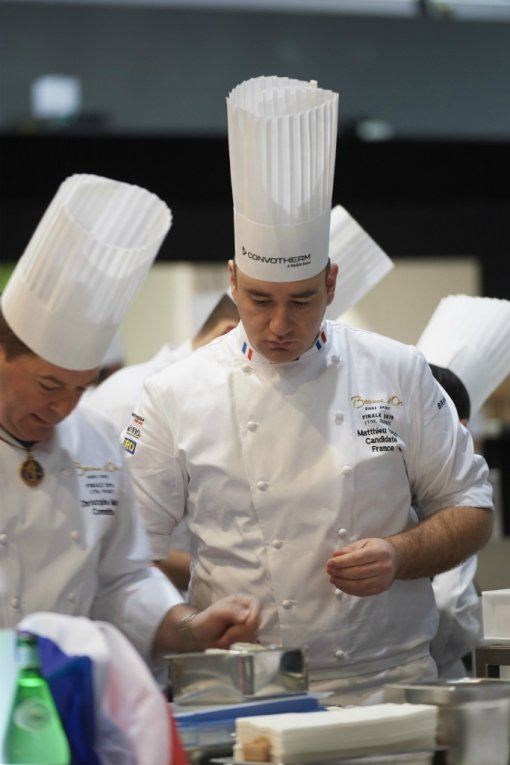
123, 76, 493, 703
416, 294, 510, 679
89, 206, 392, 596
0, 173, 260, 663
325, 203, 393, 322
83, 291, 240, 593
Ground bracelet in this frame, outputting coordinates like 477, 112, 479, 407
177, 608, 200, 650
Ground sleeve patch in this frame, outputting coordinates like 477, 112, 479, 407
122, 437, 137, 454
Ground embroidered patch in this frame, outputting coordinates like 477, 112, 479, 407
241, 341, 253, 360
315, 329, 327, 351
122, 437, 137, 454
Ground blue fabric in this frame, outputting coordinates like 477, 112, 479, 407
38, 636, 100, 765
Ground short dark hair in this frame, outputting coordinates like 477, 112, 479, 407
429, 363, 471, 422
0, 303, 36, 361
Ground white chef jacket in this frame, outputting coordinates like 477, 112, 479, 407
82, 341, 193, 555
430, 555, 481, 678
123, 320, 492, 685
0, 407, 182, 660
83, 341, 192, 434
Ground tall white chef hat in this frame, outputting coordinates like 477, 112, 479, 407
99, 328, 124, 368
1, 174, 171, 371
325, 205, 393, 320
227, 75, 339, 282
416, 294, 510, 416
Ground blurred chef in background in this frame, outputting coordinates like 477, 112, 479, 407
123, 75, 493, 704
416, 294, 510, 678
84, 292, 239, 434
0, 173, 260, 664
83, 290, 240, 592
325, 204, 393, 323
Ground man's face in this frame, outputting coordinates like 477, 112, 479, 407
0, 348, 99, 441
229, 261, 338, 363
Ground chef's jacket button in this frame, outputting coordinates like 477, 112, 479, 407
335, 649, 345, 659
70, 530, 80, 542
334, 589, 343, 600
242, 365, 251, 374
282, 599, 294, 609
247, 421, 258, 432
334, 412, 344, 425
256, 481, 268, 491
331, 354, 341, 364
67, 592, 76, 603
340, 465, 352, 477
272, 539, 283, 549
10, 597, 20, 609
0, 533, 7, 545
337, 528, 348, 540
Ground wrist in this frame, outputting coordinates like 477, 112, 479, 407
176, 607, 200, 651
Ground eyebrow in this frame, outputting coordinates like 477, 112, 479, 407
246, 287, 318, 299
38, 372, 99, 387
38, 375, 65, 385
289, 289, 318, 299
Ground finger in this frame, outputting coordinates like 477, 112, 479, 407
329, 577, 387, 596
232, 595, 260, 617
327, 550, 388, 574
327, 549, 375, 569
233, 606, 250, 623
215, 624, 258, 649
327, 560, 383, 580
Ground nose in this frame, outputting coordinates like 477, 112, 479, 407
269, 306, 293, 338
47, 391, 80, 421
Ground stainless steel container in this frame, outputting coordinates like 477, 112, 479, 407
384, 679, 510, 765
166, 645, 308, 706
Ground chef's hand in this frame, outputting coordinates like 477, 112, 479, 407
326, 538, 398, 596
189, 594, 261, 650
153, 594, 261, 655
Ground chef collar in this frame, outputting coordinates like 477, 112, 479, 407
237, 322, 329, 366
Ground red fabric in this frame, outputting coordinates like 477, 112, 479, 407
168, 707, 189, 765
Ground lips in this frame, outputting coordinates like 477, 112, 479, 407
267, 341, 293, 350
32, 413, 58, 427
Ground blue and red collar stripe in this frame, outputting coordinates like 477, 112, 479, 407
241, 330, 326, 359
315, 329, 327, 351
242, 341, 254, 360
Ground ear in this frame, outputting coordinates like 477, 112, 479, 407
326, 263, 339, 306
228, 260, 237, 302
218, 319, 238, 337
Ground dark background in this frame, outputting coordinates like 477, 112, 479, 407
1, 1, 510, 298
2, 132, 510, 300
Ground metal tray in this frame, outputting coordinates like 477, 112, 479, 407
384, 678, 510, 705
166, 645, 308, 706
384, 681, 510, 765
